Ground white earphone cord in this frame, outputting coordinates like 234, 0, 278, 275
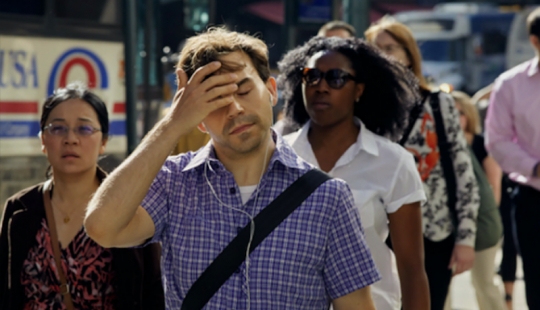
203, 139, 270, 310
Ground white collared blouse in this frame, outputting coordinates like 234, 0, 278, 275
284, 119, 426, 310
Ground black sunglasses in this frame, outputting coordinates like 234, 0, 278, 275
301, 68, 358, 89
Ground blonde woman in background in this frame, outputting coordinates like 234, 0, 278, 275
453, 91, 502, 204
443, 91, 505, 310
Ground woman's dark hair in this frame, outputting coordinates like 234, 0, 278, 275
277, 36, 419, 141
41, 82, 109, 178
40, 82, 109, 139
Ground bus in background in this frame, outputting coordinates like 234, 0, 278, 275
0, 0, 126, 206
506, 6, 539, 69
394, 3, 515, 94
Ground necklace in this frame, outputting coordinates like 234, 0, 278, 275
51, 200, 78, 223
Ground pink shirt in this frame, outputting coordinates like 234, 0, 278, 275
485, 57, 540, 190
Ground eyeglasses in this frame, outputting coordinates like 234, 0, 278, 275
301, 68, 358, 89
43, 124, 101, 137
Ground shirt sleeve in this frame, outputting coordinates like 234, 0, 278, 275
485, 77, 538, 177
323, 179, 381, 300
440, 93, 480, 247
385, 150, 427, 213
140, 162, 172, 245
0, 199, 14, 305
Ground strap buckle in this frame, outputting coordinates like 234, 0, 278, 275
59, 283, 70, 295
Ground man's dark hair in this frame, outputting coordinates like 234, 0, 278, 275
277, 36, 419, 142
527, 7, 540, 38
318, 21, 356, 37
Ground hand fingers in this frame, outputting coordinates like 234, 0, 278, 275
208, 95, 236, 110
454, 262, 471, 275
176, 68, 188, 91
448, 252, 456, 270
188, 61, 222, 85
451, 257, 474, 275
199, 73, 238, 93
202, 84, 238, 104
453, 263, 464, 275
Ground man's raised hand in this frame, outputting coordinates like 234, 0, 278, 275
168, 61, 238, 134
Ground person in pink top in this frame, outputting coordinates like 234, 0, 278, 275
485, 8, 540, 309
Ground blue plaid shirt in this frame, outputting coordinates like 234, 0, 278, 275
141, 132, 380, 309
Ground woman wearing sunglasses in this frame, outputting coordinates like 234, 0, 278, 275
278, 36, 429, 310
0, 83, 164, 310
365, 18, 480, 310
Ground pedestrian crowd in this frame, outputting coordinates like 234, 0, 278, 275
1, 7, 539, 310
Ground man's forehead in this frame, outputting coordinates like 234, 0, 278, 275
215, 51, 257, 76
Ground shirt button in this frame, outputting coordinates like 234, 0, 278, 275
229, 187, 236, 194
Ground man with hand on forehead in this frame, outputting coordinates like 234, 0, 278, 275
85, 28, 380, 310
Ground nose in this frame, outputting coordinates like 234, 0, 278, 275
63, 129, 79, 145
314, 77, 330, 93
226, 98, 245, 119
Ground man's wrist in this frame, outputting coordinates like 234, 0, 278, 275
160, 114, 195, 140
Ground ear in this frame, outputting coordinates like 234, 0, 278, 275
39, 131, 47, 154
266, 76, 278, 107
355, 83, 365, 102
197, 122, 208, 133
99, 137, 108, 155
530, 35, 540, 51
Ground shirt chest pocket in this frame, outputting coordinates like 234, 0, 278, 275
351, 189, 378, 229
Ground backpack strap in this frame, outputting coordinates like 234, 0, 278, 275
181, 169, 331, 310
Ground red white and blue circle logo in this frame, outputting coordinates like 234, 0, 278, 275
47, 47, 108, 96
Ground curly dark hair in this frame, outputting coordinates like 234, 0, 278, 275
277, 36, 419, 141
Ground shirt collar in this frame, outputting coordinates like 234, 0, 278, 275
289, 118, 379, 158
182, 129, 305, 172
355, 118, 379, 157
528, 56, 539, 77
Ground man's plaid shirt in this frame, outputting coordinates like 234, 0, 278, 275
141, 132, 380, 309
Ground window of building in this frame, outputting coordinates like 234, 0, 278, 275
0, 0, 46, 16
54, 0, 120, 24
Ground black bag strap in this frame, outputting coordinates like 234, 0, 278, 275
181, 169, 331, 310
399, 96, 426, 146
430, 91, 458, 223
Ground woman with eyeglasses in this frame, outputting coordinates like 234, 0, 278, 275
365, 18, 480, 310
0, 83, 164, 310
278, 36, 430, 310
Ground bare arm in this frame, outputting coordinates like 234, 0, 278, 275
482, 156, 502, 205
388, 202, 430, 310
332, 286, 375, 310
85, 62, 238, 247
483, 156, 502, 205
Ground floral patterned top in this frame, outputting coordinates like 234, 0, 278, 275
20, 218, 116, 309
404, 91, 480, 247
